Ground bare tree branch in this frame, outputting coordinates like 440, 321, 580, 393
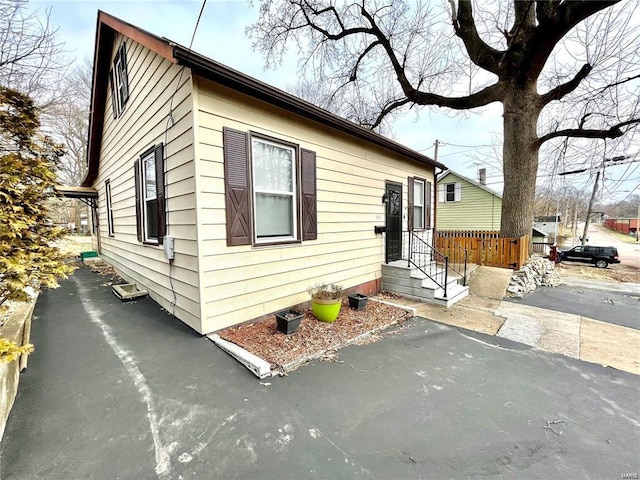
451, 0, 503, 75
526, 0, 621, 78
364, 97, 412, 129
539, 63, 593, 106
0, 0, 68, 109
249, 0, 639, 237
537, 118, 640, 147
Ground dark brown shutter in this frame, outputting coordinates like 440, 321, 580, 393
223, 127, 251, 246
300, 149, 317, 241
154, 143, 166, 245
120, 42, 129, 103
134, 159, 143, 242
425, 181, 432, 228
407, 177, 414, 231
109, 69, 117, 119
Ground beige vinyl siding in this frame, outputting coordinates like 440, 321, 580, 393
193, 78, 434, 333
93, 34, 201, 331
437, 173, 502, 231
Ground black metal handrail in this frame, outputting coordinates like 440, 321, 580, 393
403, 231, 449, 298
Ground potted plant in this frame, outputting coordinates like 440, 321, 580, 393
275, 309, 303, 334
308, 283, 344, 323
348, 293, 368, 311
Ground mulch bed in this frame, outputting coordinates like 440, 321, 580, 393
218, 298, 413, 372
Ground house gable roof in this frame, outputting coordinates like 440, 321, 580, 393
532, 227, 548, 237
534, 215, 561, 223
437, 170, 502, 199
83, 11, 445, 187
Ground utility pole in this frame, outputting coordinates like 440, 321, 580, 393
572, 201, 579, 247
581, 170, 600, 246
433, 139, 440, 234
637, 204, 639, 242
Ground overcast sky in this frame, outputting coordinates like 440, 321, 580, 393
30, 0, 639, 203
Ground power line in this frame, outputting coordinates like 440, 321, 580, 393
163, 0, 208, 317
602, 163, 639, 194
602, 184, 640, 215
167, 0, 208, 120
417, 141, 497, 153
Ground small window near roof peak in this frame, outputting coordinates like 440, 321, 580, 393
109, 41, 129, 118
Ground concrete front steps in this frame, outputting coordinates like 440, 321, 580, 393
381, 260, 469, 308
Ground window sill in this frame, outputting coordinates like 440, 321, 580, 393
253, 239, 302, 248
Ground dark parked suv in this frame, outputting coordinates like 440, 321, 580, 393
558, 245, 620, 268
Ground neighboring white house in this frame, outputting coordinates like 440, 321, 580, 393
57, 11, 446, 334
533, 215, 564, 239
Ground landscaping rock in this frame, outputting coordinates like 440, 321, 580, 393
507, 257, 560, 297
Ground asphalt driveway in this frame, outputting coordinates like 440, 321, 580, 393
1, 267, 639, 479
505, 283, 640, 329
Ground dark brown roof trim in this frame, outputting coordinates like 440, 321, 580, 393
83, 11, 445, 187
173, 46, 445, 171
83, 11, 177, 187
99, 11, 175, 64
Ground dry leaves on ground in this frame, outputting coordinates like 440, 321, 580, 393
218, 299, 412, 371
557, 263, 640, 283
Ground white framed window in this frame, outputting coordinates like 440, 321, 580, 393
110, 42, 129, 118
446, 183, 455, 202
134, 144, 165, 245
439, 182, 461, 203
105, 179, 114, 236
413, 178, 425, 229
142, 151, 159, 243
251, 137, 298, 243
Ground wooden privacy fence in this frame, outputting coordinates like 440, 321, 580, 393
435, 230, 530, 270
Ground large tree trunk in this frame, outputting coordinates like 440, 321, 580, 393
500, 84, 541, 238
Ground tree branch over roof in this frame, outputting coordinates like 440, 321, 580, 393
413, 82, 504, 110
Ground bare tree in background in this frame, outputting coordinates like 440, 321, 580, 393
48, 59, 91, 185
249, 0, 640, 237
46, 59, 92, 232
0, 0, 66, 108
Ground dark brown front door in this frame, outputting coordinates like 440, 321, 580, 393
385, 181, 402, 262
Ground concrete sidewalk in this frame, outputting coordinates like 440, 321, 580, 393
1, 266, 639, 479
391, 266, 640, 375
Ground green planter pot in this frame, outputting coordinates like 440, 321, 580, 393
311, 298, 342, 323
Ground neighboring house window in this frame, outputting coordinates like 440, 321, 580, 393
134, 144, 166, 244
105, 180, 114, 236
109, 41, 129, 118
222, 127, 317, 246
408, 177, 431, 230
439, 182, 462, 203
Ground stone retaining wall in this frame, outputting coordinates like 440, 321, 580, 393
0, 296, 36, 442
